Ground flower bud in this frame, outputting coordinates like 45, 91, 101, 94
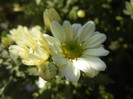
77, 10, 85, 18
38, 61, 58, 81
130, 0, 133, 6
43, 8, 62, 30
1, 37, 14, 48
13, 4, 26, 12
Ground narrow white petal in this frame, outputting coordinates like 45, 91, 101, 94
83, 46, 109, 56
63, 21, 73, 41
83, 32, 107, 49
78, 21, 95, 43
72, 23, 82, 41
22, 60, 37, 66
82, 56, 106, 71
52, 54, 69, 66
50, 21, 65, 43
44, 34, 62, 54
9, 45, 20, 55
43, 34, 61, 46
64, 61, 80, 83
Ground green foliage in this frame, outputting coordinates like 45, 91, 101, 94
0, 0, 133, 99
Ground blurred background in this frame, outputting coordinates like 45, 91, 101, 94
0, 0, 133, 99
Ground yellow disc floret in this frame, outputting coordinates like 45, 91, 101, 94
62, 41, 83, 59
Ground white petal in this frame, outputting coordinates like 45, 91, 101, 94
64, 61, 80, 83
85, 69, 99, 78
82, 56, 106, 71
78, 21, 95, 43
63, 21, 73, 41
50, 21, 65, 43
9, 45, 20, 55
44, 34, 62, 54
52, 54, 69, 66
73, 58, 99, 77
73, 58, 90, 73
83, 32, 107, 49
37, 77, 47, 89
43, 34, 60, 46
83, 46, 109, 56
72, 23, 82, 41
123, 9, 131, 15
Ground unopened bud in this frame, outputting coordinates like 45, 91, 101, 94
130, 0, 133, 6
43, 8, 62, 30
1, 37, 14, 48
13, 4, 26, 12
38, 61, 58, 81
77, 10, 85, 18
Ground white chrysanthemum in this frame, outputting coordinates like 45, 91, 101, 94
45, 20, 109, 83
9, 25, 49, 66
123, 0, 133, 19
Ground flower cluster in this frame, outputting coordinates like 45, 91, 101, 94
5, 8, 109, 83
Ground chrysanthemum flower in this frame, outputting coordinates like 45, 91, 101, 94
45, 20, 109, 83
9, 25, 49, 66
123, 0, 133, 19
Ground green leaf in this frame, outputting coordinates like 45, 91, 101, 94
25, 67, 38, 76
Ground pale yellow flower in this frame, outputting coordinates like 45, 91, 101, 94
9, 25, 49, 66
123, 0, 133, 19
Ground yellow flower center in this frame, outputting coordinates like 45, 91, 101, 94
62, 41, 83, 59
